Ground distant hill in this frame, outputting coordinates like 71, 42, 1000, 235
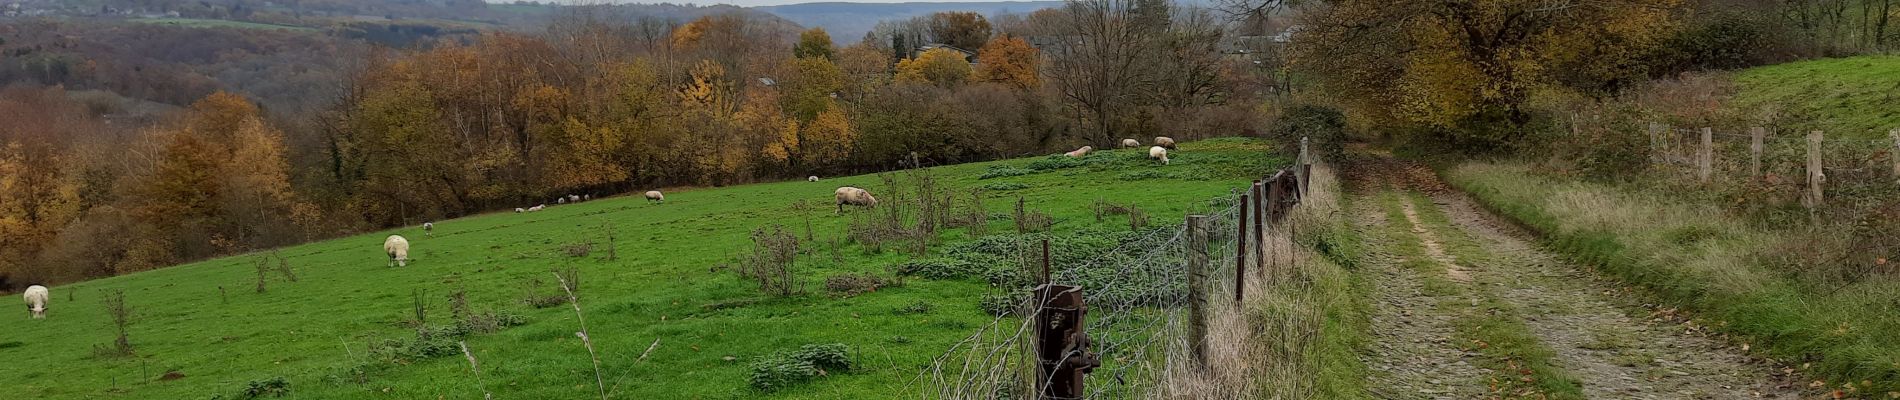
757, 1, 1064, 43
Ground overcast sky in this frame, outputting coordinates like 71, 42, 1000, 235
526, 0, 1022, 8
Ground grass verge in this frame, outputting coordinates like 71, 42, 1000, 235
1446, 161, 1900, 395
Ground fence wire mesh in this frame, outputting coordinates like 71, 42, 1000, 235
915, 187, 1261, 399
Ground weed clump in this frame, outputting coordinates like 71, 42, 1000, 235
241, 377, 290, 398
979, 166, 1034, 179
747, 343, 853, 391
983, 182, 1030, 191
823, 272, 902, 296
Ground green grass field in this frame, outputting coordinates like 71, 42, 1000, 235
131, 18, 319, 32
1731, 55, 1900, 138
0, 138, 1279, 399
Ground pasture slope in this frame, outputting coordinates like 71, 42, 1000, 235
1731, 54, 1900, 138
0, 138, 1280, 399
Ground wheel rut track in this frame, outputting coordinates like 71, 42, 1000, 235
1349, 154, 1809, 399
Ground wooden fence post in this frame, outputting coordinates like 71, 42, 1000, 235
1185, 215, 1209, 365
1698, 127, 1713, 183
1647, 122, 1664, 166
1234, 195, 1248, 307
1890, 129, 1899, 184
1805, 131, 1824, 209
1252, 180, 1265, 278
1750, 127, 1764, 178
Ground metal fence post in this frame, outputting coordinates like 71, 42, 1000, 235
1033, 284, 1095, 399
1185, 215, 1209, 365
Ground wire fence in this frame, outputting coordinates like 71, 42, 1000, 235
916, 160, 1310, 399
1647, 123, 1900, 208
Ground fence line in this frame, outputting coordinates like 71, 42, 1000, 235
917, 144, 1315, 399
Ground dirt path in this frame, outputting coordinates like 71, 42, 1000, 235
1350, 155, 1808, 399
1354, 199, 1490, 400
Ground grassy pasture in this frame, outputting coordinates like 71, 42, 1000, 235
0, 138, 1279, 399
1731, 55, 1900, 138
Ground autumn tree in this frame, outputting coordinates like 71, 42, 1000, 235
799, 101, 856, 167
794, 27, 835, 60
928, 12, 994, 51
1047, 0, 1153, 144
976, 35, 1041, 90
895, 48, 974, 87
1292, 0, 1679, 148
781, 56, 847, 121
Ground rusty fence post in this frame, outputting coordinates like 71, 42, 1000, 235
1234, 194, 1248, 306
1033, 284, 1096, 399
1185, 215, 1209, 365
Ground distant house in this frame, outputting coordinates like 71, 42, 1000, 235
916, 43, 978, 63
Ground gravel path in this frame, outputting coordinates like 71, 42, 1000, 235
1349, 154, 1809, 399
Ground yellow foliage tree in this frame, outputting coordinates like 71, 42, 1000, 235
799, 101, 856, 166
894, 48, 973, 87
976, 35, 1040, 89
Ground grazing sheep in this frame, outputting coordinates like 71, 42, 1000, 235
568, 194, 580, 203
1064, 145, 1093, 157
834, 186, 879, 213
1121, 138, 1141, 148
528, 204, 546, 212
22, 285, 48, 319
1149, 146, 1170, 165
1154, 136, 1176, 149
582, 194, 591, 201
644, 190, 665, 203
808, 176, 819, 182
557, 197, 567, 205
384, 235, 410, 267
423, 222, 434, 237
515, 207, 525, 213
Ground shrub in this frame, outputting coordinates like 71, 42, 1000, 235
747, 343, 854, 391
734, 225, 801, 296
1265, 104, 1347, 162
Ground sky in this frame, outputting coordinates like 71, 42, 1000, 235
519, 0, 1033, 8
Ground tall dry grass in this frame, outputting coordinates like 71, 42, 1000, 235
1157, 160, 1369, 399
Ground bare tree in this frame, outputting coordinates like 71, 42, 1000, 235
1047, 0, 1153, 145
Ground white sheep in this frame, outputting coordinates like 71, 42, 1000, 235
1149, 146, 1170, 165
1154, 136, 1176, 149
423, 222, 434, 237
568, 194, 580, 203
528, 204, 546, 212
644, 190, 665, 203
808, 176, 819, 182
384, 235, 410, 267
1064, 145, 1093, 157
834, 186, 878, 213
22, 285, 48, 319
515, 207, 525, 213
1121, 138, 1140, 148
582, 194, 591, 201
557, 197, 567, 205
